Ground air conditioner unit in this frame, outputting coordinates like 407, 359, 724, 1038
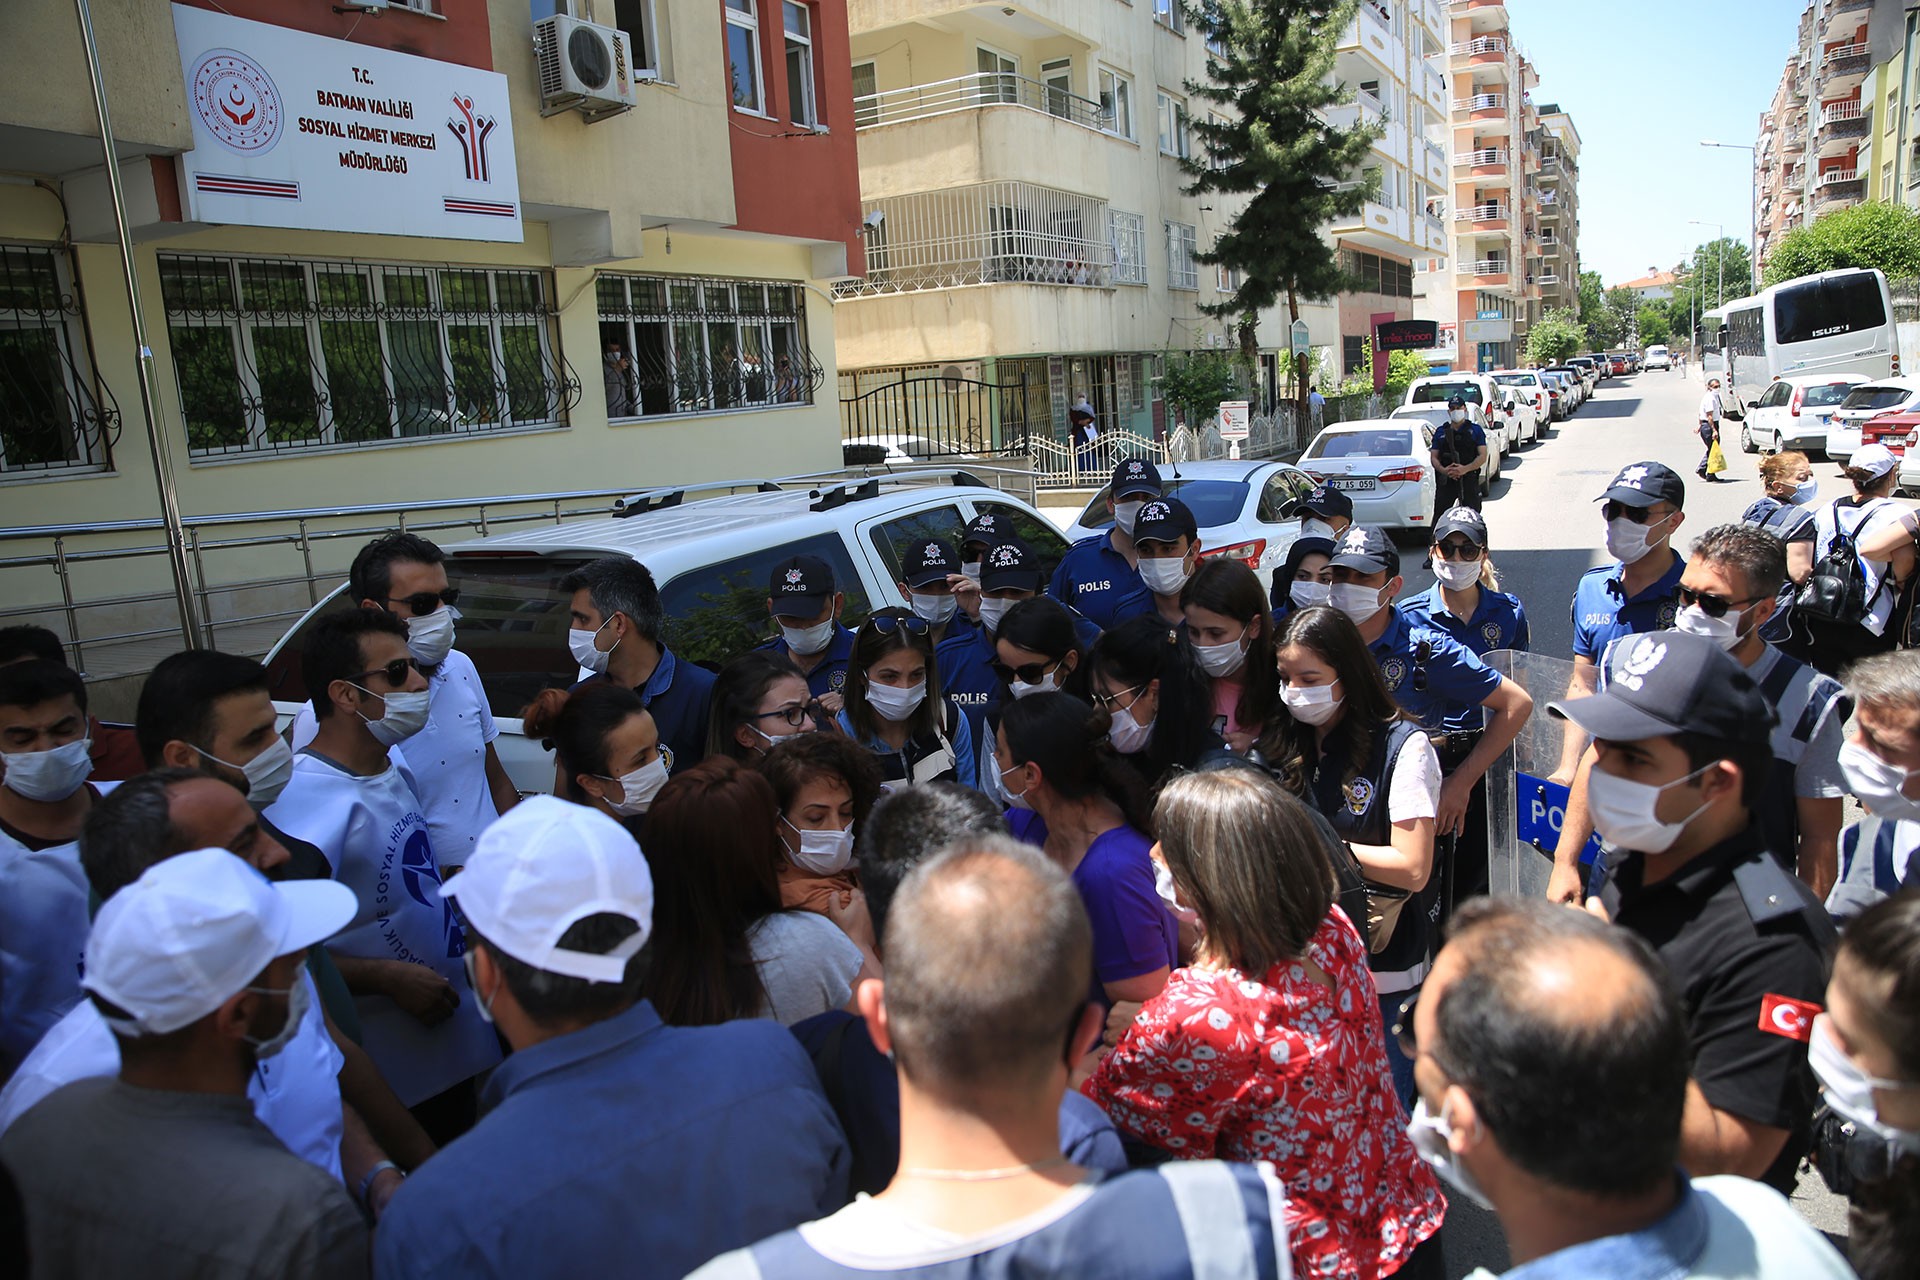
534, 15, 646, 122
939, 362, 984, 386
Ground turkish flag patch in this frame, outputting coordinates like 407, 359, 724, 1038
1758, 993, 1821, 1042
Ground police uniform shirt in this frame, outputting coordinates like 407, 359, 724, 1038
1431, 419, 1487, 465
935, 624, 999, 733
1366, 606, 1502, 733
581, 644, 716, 774
1048, 534, 1156, 631
1570, 550, 1685, 661
1600, 823, 1835, 1195
754, 624, 856, 702
1400, 581, 1530, 658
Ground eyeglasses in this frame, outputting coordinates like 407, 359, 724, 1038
991, 656, 1064, 685
754, 702, 820, 729
1600, 502, 1671, 526
1090, 683, 1143, 711
868, 613, 931, 637
1391, 991, 1421, 1060
1434, 540, 1484, 562
351, 657, 420, 687
1676, 585, 1763, 619
384, 587, 460, 616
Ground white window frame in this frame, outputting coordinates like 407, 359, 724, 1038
1157, 91, 1190, 159
1110, 210, 1147, 284
1098, 67, 1134, 139
852, 60, 878, 127
1166, 221, 1198, 290
1154, 0, 1185, 36
783, 1, 817, 128
725, 0, 766, 116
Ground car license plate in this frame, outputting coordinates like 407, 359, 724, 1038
1330, 477, 1376, 491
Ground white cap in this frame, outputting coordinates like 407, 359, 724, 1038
84, 848, 357, 1037
1853, 443, 1899, 480
442, 796, 653, 983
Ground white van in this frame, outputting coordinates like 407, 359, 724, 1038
1644, 345, 1672, 371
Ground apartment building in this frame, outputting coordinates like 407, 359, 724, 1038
1753, 1, 1877, 274
0, 0, 862, 536
1532, 102, 1581, 321
836, 0, 1451, 439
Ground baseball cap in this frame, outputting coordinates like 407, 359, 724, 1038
1598, 461, 1685, 510
83, 848, 356, 1037
1853, 443, 1898, 480
979, 539, 1045, 594
1328, 525, 1400, 579
1548, 631, 1776, 744
1432, 506, 1488, 547
443, 796, 654, 983
1110, 456, 1163, 499
901, 538, 960, 588
1131, 498, 1198, 547
960, 512, 1008, 552
1298, 485, 1355, 520
768, 554, 835, 617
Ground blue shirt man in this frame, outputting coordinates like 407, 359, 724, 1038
563, 557, 716, 772
1570, 462, 1688, 662
1049, 456, 1160, 630
755, 554, 855, 702
380, 798, 850, 1280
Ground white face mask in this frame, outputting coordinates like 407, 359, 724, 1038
1839, 739, 1920, 822
961, 562, 983, 583
1585, 763, 1714, 854
1673, 603, 1748, 651
405, 608, 456, 667
1194, 632, 1249, 679
1139, 555, 1192, 597
463, 951, 497, 1025
977, 597, 1016, 634
595, 756, 669, 817
1280, 680, 1343, 727
1290, 580, 1331, 610
1009, 666, 1063, 700
0, 737, 94, 803
1604, 513, 1671, 565
1152, 856, 1199, 926
1114, 500, 1145, 535
1329, 582, 1386, 625
242, 977, 310, 1061
569, 618, 617, 674
865, 679, 927, 723
1432, 558, 1480, 590
352, 685, 431, 746
1406, 1097, 1494, 1210
1808, 1013, 1920, 1155
996, 760, 1034, 811
1301, 517, 1339, 542
780, 618, 837, 657
910, 592, 957, 626
195, 736, 295, 810
1107, 701, 1155, 753
1448, 408, 1467, 424
1790, 478, 1820, 506
782, 815, 856, 876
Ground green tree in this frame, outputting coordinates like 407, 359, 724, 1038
1185, 0, 1382, 424
1605, 287, 1639, 346
1764, 201, 1920, 285
1636, 300, 1673, 346
1155, 350, 1249, 428
1671, 238, 1753, 323
1525, 308, 1584, 364
1579, 270, 1621, 349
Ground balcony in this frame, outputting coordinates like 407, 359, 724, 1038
854, 73, 1108, 133
1449, 36, 1508, 57
1455, 202, 1508, 222
1454, 147, 1509, 167
1822, 41, 1871, 81
833, 182, 1114, 299
1817, 99, 1869, 151
1421, 67, 1448, 112
1339, 2, 1396, 73
1454, 92, 1507, 114
1535, 272, 1560, 286
1818, 167, 1862, 189
1825, 0, 1871, 24
1462, 259, 1511, 282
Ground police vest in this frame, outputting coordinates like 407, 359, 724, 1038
1752, 650, 1852, 871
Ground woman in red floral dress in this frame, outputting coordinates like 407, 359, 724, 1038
1082, 767, 1446, 1279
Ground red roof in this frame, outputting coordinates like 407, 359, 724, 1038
1622, 271, 1677, 291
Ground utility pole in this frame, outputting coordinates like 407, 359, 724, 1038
1701, 141, 1758, 291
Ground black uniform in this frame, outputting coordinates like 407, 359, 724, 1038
1601, 823, 1836, 1194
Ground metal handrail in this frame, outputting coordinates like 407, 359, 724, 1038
1823, 41, 1870, 65
1453, 93, 1506, 111
1455, 148, 1509, 165
1820, 99, 1865, 123
852, 72, 1111, 133
1449, 37, 1507, 56
1455, 203, 1508, 221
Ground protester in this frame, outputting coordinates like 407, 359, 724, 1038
643, 757, 865, 1026
266, 608, 501, 1133
0, 659, 109, 1072
562, 555, 716, 770
1405, 896, 1852, 1278
1789, 443, 1914, 675
1084, 768, 1446, 1280
994, 596, 1093, 703
1261, 605, 1440, 1104
1129, 498, 1201, 626
1086, 615, 1222, 795
1696, 377, 1726, 482
837, 607, 975, 789
1828, 652, 1920, 918
1050, 456, 1160, 628
708, 652, 818, 762
1548, 631, 1833, 1192
1180, 557, 1279, 754
692, 837, 1291, 1279
1743, 450, 1819, 592
375, 797, 850, 1279
994, 692, 1174, 1006
0, 624, 142, 781
1269, 535, 1335, 622
519, 682, 665, 824
757, 732, 882, 939
0, 849, 369, 1279
755, 554, 856, 706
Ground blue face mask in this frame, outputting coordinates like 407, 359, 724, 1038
1790, 478, 1820, 506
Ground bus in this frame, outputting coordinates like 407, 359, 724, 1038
1699, 267, 1897, 403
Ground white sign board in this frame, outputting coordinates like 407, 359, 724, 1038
1463, 318, 1514, 343
1218, 400, 1250, 441
171, 4, 522, 242
1289, 319, 1311, 357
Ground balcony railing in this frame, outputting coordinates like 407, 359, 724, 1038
852, 72, 1110, 133
1538, 233, 1559, 247
1818, 167, 1862, 187
1455, 203, 1508, 222
1466, 259, 1510, 276
1454, 93, 1507, 112
1449, 36, 1508, 56
1820, 99, 1866, 124
1536, 272, 1560, 285
1827, 0, 1871, 18
834, 182, 1115, 299
1455, 147, 1509, 166
1823, 41, 1870, 68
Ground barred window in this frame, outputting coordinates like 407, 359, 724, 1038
0, 244, 117, 475
595, 273, 821, 418
158, 254, 576, 457
1166, 221, 1198, 291
1110, 211, 1147, 285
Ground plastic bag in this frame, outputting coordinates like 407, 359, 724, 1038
1706, 439, 1729, 475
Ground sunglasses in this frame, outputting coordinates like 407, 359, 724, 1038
991, 656, 1064, 685
1090, 683, 1143, 710
754, 702, 820, 729
868, 613, 931, 637
351, 657, 420, 687
1434, 540, 1483, 562
1600, 501, 1671, 526
384, 587, 461, 615
1676, 585, 1762, 619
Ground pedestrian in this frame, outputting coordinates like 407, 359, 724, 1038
1403, 896, 1853, 1278
1548, 631, 1833, 1192
0, 848, 368, 1279
1827, 652, 1920, 919
755, 554, 856, 709
518, 682, 665, 825
1697, 377, 1727, 482
1069, 399, 1099, 476
757, 732, 882, 936
1084, 767, 1448, 1280
692, 837, 1293, 1279
1269, 534, 1335, 621
376, 797, 851, 1280
1429, 394, 1487, 512
562, 556, 717, 772
1086, 615, 1222, 796
1261, 605, 1442, 1104
0, 659, 111, 1073
0, 625, 142, 781
993, 692, 1176, 1007
1742, 450, 1820, 643
1130, 498, 1201, 627
1309, 382, 1327, 426
290, 533, 518, 872
1180, 557, 1280, 754
707, 652, 818, 763
837, 608, 975, 789
894, 538, 972, 646
1049, 457, 1159, 629
267, 608, 503, 1134
1787, 443, 1915, 675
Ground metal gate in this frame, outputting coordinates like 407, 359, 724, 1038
838, 372, 1034, 460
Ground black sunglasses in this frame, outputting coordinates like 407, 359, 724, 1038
1676, 585, 1762, 619
868, 614, 931, 637
1434, 540, 1483, 562
351, 657, 420, 687
1600, 501, 1671, 525
991, 656, 1064, 685
385, 587, 460, 615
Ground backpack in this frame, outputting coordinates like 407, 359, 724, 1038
1796, 500, 1888, 627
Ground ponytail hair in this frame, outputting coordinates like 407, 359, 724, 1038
1000, 691, 1153, 835
521, 683, 653, 803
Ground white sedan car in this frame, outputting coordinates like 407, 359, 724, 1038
1387, 404, 1500, 490
1489, 371, 1550, 445
1826, 380, 1920, 464
1739, 374, 1869, 455
1298, 420, 1440, 536
1063, 459, 1320, 591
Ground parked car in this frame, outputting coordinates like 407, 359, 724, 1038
1644, 345, 1672, 371
1542, 367, 1586, 409
1608, 353, 1630, 375
1403, 372, 1521, 465
1826, 379, 1920, 464
1583, 354, 1612, 379
1542, 370, 1581, 414
1489, 370, 1553, 443
1882, 414, 1920, 494
1567, 356, 1601, 390
1387, 405, 1501, 490
1298, 420, 1441, 536
1739, 373, 1870, 454
1064, 459, 1319, 591
262, 470, 1074, 794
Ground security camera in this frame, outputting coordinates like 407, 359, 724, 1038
862, 210, 886, 231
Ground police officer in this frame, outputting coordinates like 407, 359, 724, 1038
1129, 498, 1201, 628
754, 554, 855, 708
1429, 394, 1488, 513
937, 539, 1047, 751
953, 511, 1011, 625
1550, 631, 1832, 1194
1048, 457, 1159, 629
1324, 526, 1534, 891
896, 539, 973, 647
1295, 484, 1354, 544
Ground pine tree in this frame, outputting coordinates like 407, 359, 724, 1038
1186, 0, 1382, 422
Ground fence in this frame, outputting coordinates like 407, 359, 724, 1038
838, 373, 1035, 459
832, 182, 1115, 298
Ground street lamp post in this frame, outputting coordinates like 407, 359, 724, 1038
1701, 140, 1758, 291
1689, 219, 1726, 310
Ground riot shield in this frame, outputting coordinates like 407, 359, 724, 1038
1482, 650, 1604, 900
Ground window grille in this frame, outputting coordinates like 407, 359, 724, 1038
0, 243, 117, 475
596, 273, 821, 417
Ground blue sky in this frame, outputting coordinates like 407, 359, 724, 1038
1502, 0, 1807, 287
